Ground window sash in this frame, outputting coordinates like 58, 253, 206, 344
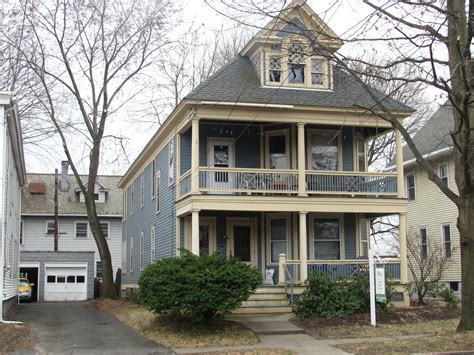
156, 171, 161, 213
309, 132, 339, 171
151, 226, 155, 262
45, 221, 55, 235
129, 237, 133, 272
420, 228, 428, 259
313, 218, 341, 260
151, 160, 156, 197
442, 225, 451, 258
140, 231, 144, 270
439, 163, 448, 185
100, 222, 109, 239
75, 222, 88, 238
269, 218, 288, 263
406, 174, 415, 200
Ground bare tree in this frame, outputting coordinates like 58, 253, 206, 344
2, 0, 174, 298
406, 228, 449, 305
206, 0, 473, 330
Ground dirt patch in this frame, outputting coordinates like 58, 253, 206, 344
180, 349, 295, 355
95, 299, 260, 348
292, 304, 461, 339
0, 323, 33, 354
335, 330, 474, 354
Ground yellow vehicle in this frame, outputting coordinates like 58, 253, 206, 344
18, 277, 34, 301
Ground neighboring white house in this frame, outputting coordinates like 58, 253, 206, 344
20, 172, 122, 302
0, 92, 27, 317
399, 103, 461, 293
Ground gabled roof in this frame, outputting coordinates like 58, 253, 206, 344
186, 55, 413, 112
22, 174, 122, 216
402, 103, 454, 162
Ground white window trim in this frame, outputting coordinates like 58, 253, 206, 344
45, 220, 55, 237
156, 171, 161, 214
199, 217, 217, 256
419, 226, 428, 259
441, 223, 452, 259
309, 214, 345, 260
122, 240, 127, 275
266, 213, 290, 265
130, 184, 135, 216
150, 225, 156, 262
168, 138, 175, 187
151, 160, 156, 200
99, 221, 111, 240
438, 162, 449, 186
264, 129, 290, 169
140, 172, 145, 208
358, 216, 369, 258
129, 236, 134, 273
123, 189, 127, 221
74, 221, 90, 239
306, 129, 343, 171
406, 172, 416, 201
354, 132, 367, 172
140, 230, 144, 271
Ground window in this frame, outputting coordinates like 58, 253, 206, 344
57, 276, 65, 283
357, 136, 366, 172
100, 222, 109, 239
75, 222, 88, 238
442, 224, 452, 258
265, 130, 289, 169
129, 236, 134, 272
140, 172, 144, 208
359, 218, 369, 258
150, 225, 156, 262
151, 160, 156, 198
93, 193, 100, 201
450, 282, 459, 292
269, 217, 287, 263
406, 173, 415, 201
311, 59, 324, 85
67, 276, 75, 283
269, 57, 281, 82
313, 218, 340, 260
438, 162, 448, 186
156, 171, 161, 214
20, 220, 24, 245
96, 261, 102, 278
168, 138, 175, 186
77, 275, 85, 283
288, 42, 305, 84
140, 230, 144, 270
123, 190, 127, 221
47, 275, 56, 283
45, 220, 55, 236
308, 131, 340, 171
420, 228, 428, 259
122, 240, 127, 274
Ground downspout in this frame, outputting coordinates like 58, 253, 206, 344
0, 106, 22, 324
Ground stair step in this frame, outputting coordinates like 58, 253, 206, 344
241, 299, 290, 307
255, 286, 286, 294
232, 306, 294, 314
248, 293, 288, 300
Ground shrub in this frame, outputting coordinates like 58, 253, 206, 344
294, 270, 394, 318
428, 282, 460, 309
138, 251, 261, 323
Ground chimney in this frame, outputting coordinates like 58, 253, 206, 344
60, 160, 69, 192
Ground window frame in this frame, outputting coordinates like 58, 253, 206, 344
306, 129, 343, 171
151, 160, 156, 199
355, 133, 367, 172
122, 240, 127, 275
150, 225, 156, 262
438, 162, 449, 186
140, 172, 145, 208
441, 223, 452, 259
140, 230, 144, 271
129, 236, 134, 273
419, 227, 428, 259
168, 138, 175, 187
156, 171, 161, 214
45, 220, 55, 236
96, 261, 102, 278
130, 184, 135, 216
406, 172, 416, 201
74, 221, 89, 239
266, 213, 290, 265
99, 221, 110, 239
123, 189, 127, 221
264, 129, 290, 169
309, 214, 344, 260
269, 56, 282, 83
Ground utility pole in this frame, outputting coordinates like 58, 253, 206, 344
54, 168, 59, 251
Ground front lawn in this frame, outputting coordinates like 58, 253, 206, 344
95, 299, 259, 348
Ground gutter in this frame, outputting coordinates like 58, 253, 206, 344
386, 147, 452, 171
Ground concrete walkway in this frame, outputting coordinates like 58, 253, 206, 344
173, 313, 347, 354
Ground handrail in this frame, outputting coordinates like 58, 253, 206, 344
199, 166, 297, 174
305, 170, 397, 177
283, 263, 296, 306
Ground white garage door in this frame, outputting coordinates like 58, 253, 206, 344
44, 265, 87, 301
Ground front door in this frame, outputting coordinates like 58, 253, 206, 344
207, 139, 235, 190
227, 218, 257, 266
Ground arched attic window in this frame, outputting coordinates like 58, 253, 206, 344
288, 42, 305, 83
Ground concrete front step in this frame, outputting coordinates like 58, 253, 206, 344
248, 293, 288, 300
232, 306, 294, 314
254, 286, 286, 294
242, 299, 290, 307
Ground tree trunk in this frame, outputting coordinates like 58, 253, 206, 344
457, 195, 474, 331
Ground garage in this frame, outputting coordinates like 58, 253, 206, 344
44, 264, 88, 301
19, 265, 39, 302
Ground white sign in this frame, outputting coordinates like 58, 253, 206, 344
375, 266, 386, 303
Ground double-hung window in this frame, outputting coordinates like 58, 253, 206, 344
129, 236, 134, 272
100, 222, 109, 239
122, 240, 127, 274
288, 42, 305, 84
406, 173, 415, 201
308, 131, 340, 171
130, 184, 135, 215
269, 217, 288, 263
140, 230, 144, 270
45, 220, 55, 236
168, 138, 175, 186
357, 136, 366, 172
151, 160, 156, 199
420, 228, 428, 259
438, 162, 448, 185
311, 59, 324, 85
75, 221, 88, 239
140, 173, 144, 208
313, 218, 340, 260
442, 224, 452, 258
269, 57, 282, 83
156, 171, 161, 214
150, 225, 156, 262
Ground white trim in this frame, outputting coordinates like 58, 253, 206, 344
438, 161, 449, 186
308, 214, 345, 260
45, 220, 55, 236
266, 213, 291, 265
20, 262, 40, 268
264, 129, 290, 169
74, 221, 89, 239
419, 226, 428, 259
155, 171, 161, 214
139, 230, 144, 271
99, 221, 111, 240
441, 223, 452, 259
386, 146, 452, 170
150, 225, 156, 262
140, 172, 145, 208
22, 213, 122, 218
151, 160, 156, 200
406, 172, 416, 202
44, 262, 88, 269
200, 101, 294, 109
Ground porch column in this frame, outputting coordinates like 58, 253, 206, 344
399, 213, 408, 284
191, 209, 200, 255
278, 253, 287, 285
191, 117, 200, 194
395, 128, 405, 198
299, 211, 308, 282
297, 122, 307, 197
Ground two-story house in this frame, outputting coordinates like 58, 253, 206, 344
0, 92, 27, 317
396, 103, 461, 294
20, 171, 122, 302
119, 0, 413, 310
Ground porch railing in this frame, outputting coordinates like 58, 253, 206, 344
199, 167, 299, 194
178, 170, 192, 198
305, 171, 398, 196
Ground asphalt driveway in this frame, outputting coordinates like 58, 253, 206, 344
10, 301, 171, 354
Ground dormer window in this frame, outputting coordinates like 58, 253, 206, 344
311, 59, 324, 85
288, 42, 305, 84
269, 57, 282, 82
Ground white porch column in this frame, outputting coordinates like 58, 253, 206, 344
191, 209, 200, 255
395, 128, 405, 198
297, 122, 307, 197
191, 117, 200, 194
278, 253, 287, 285
399, 213, 408, 284
299, 211, 308, 283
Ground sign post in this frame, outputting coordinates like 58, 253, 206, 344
369, 249, 376, 326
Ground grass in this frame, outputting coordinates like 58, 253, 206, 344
95, 299, 259, 349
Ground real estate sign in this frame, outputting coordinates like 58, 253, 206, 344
375, 266, 386, 303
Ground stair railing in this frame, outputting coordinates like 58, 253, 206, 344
283, 263, 296, 305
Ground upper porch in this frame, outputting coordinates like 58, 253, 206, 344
176, 110, 406, 202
